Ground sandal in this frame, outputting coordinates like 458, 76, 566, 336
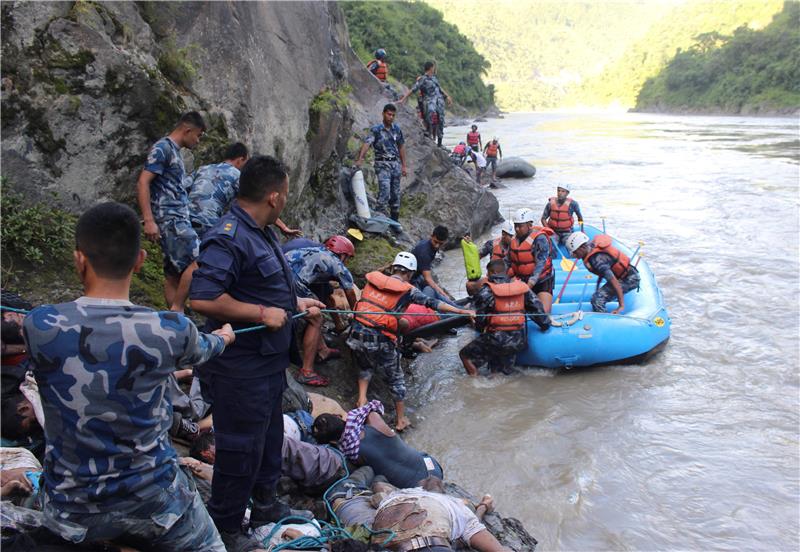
295, 371, 330, 387
316, 348, 342, 363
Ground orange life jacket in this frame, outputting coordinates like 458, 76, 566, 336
400, 304, 440, 332
453, 143, 466, 155
467, 131, 481, 146
485, 279, 529, 332
586, 235, 632, 280
485, 142, 499, 157
546, 197, 574, 232
354, 271, 414, 341
509, 227, 554, 280
369, 59, 388, 82
490, 237, 508, 261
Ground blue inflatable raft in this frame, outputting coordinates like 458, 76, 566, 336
516, 225, 670, 368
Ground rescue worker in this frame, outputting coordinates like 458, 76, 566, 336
348, 252, 474, 432
285, 235, 358, 386
450, 141, 468, 167
541, 183, 584, 244
399, 61, 452, 147
355, 103, 407, 222
189, 155, 325, 551
366, 48, 388, 82
483, 138, 502, 182
464, 221, 515, 296
466, 124, 482, 152
136, 111, 205, 313
467, 147, 487, 184
508, 208, 557, 313
566, 232, 640, 314
23, 202, 234, 550
411, 225, 457, 306
460, 259, 550, 376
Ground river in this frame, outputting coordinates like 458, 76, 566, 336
404, 112, 800, 550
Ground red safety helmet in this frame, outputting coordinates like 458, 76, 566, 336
324, 235, 355, 260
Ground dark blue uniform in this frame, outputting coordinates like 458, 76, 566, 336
189, 201, 298, 532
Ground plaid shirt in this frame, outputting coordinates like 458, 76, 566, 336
339, 400, 384, 460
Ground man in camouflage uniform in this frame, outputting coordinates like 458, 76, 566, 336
355, 103, 407, 222
188, 142, 250, 237
285, 238, 357, 386
136, 111, 205, 313
23, 202, 234, 550
460, 259, 550, 376
400, 61, 452, 147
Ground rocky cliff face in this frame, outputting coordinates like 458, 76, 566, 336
1, 0, 498, 245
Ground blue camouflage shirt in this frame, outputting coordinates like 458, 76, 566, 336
145, 137, 190, 223
285, 247, 355, 290
22, 297, 225, 514
187, 162, 241, 236
410, 75, 445, 102
364, 123, 404, 161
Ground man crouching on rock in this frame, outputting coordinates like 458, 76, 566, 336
348, 252, 474, 432
23, 202, 235, 550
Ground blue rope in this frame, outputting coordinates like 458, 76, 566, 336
0, 305, 29, 314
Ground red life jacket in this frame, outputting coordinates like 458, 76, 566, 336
485, 142, 499, 157
485, 279, 529, 332
453, 143, 466, 155
490, 237, 508, 261
400, 304, 440, 332
586, 235, 632, 280
546, 197, 574, 232
509, 227, 554, 280
467, 131, 481, 146
354, 271, 414, 341
368, 59, 388, 82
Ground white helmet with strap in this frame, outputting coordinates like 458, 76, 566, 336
501, 220, 515, 236
392, 251, 417, 271
511, 208, 535, 224
565, 232, 590, 254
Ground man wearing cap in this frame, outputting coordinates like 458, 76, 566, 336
347, 252, 474, 431
541, 184, 584, 244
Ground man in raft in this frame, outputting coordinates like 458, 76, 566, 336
347, 252, 474, 431
566, 231, 640, 314
355, 103, 407, 222
509, 208, 557, 313
460, 259, 550, 376
541, 183, 584, 244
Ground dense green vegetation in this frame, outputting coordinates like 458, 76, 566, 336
341, 1, 495, 111
426, 0, 784, 111
635, 2, 800, 113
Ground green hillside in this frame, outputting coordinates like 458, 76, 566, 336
426, 0, 785, 111
635, 2, 800, 113
341, 1, 495, 111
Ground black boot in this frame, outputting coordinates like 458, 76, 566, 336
219, 528, 264, 552
390, 208, 400, 222
250, 486, 313, 528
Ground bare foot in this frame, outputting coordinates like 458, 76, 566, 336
395, 416, 412, 432
478, 494, 495, 513
356, 397, 368, 408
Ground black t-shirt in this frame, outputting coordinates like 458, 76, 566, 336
411, 239, 437, 288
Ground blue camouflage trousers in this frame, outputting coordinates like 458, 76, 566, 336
592, 271, 641, 312
43, 467, 224, 551
347, 324, 405, 401
374, 160, 402, 216
461, 330, 526, 374
158, 217, 200, 276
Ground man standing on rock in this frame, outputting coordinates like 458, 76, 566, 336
136, 111, 205, 312
355, 103, 407, 222
189, 155, 324, 551
399, 61, 452, 147
483, 137, 503, 182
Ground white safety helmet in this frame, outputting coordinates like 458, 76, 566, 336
501, 220, 515, 236
557, 183, 571, 192
511, 208, 535, 224
565, 232, 590, 254
392, 251, 418, 272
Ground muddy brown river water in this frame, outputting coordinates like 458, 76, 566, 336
403, 112, 799, 550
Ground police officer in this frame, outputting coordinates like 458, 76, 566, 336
190, 155, 324, 551
399, 61, 452, 147
355, 103, 407, 222
566, 231, 640, 315
460, 259, 550, 376
508, 208, 557, 313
